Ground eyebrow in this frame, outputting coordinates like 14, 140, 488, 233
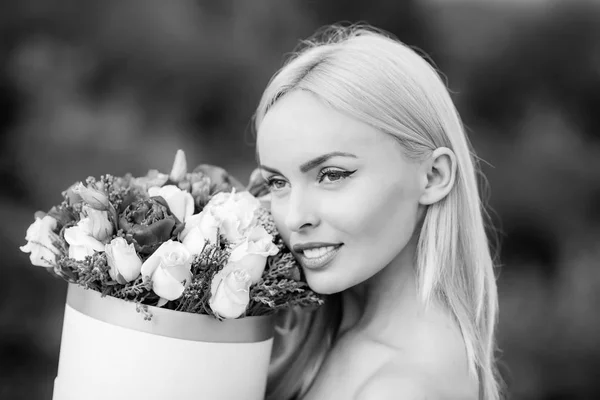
259, 151, 357, 175
299, 151, 357, 173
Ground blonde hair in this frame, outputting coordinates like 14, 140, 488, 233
255, 25, 502, 400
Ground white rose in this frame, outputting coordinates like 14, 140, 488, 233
229, 225, 279, 284
105, 237, 142, 284
80, 205, 113, 241
131, 169, 169, 191
209, 268, 251, 319
140, 240, 192, 301
202, 189, 261, 244
64, 224, 106, 261
20, 215, 60, 267
180, 211, 219, 255
148, 185, 194, 223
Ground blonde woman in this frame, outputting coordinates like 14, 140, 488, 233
251, 25, 502, 400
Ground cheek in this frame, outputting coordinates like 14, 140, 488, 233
270, 200, 291, 245
328, 180, 420, 256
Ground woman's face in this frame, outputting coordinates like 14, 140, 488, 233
257, 90, 425, 294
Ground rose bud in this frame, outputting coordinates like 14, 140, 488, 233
169, 149, 188, 183
105, 237, 143, 284
80, 205, 113, 242
72, 182, 110, 211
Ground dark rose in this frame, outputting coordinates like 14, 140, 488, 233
46, 205, 77, 229
192, 164, 245, 195
180, 164, 246, 210
61, 183, 83, 207
110, 174, 145, 215
186, 172, 212, 210
247, 168, 270, 198
119, 197, 184, 256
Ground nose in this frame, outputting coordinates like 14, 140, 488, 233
283, 188, 319, 233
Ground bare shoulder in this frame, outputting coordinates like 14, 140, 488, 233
355, 367, 434, 400
355, 364, 476, 400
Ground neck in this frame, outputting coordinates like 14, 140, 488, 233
338, 233, 426, 340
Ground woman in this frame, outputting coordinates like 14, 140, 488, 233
251, 25, 502, 400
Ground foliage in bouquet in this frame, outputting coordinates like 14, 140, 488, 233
20, 150, 323, 319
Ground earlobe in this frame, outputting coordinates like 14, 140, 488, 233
418, 147, 457, 206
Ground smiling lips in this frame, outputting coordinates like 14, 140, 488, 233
292, 242, 343, 270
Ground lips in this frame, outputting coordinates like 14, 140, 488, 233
292, 242, 343, 271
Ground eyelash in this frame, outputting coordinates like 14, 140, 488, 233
265, 177, 287, 191
316, 168, 356, 183
265, 168, 356, 191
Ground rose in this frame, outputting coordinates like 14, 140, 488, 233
62, 204, 113, 261
210, 191, 261, 243
148, 185, 194, 223
186, 172, 212, 209
209, 269, 252, 319
64, 223, 106, 261
207, 225, 278, 318
119, 197, 183, 255
131, 169, 169, 192
229, 225, 279, 283
141, 240, 192, 301
201, 190, 261, 244
180, 211, 219, 255
79, 205, 113, 241
20, 215, 61, 267
105, 237, 142, 284
72, 182, 110, 211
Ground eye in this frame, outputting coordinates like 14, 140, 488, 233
317, 168, 357, 184
265, 177, 289, 191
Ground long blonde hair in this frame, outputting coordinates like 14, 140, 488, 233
255, 25, 502, 400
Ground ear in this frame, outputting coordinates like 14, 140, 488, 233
419, 147, 457, 206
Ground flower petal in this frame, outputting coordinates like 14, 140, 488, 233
147, 186, 161, 197
68, 245, 92, 261
180, 212, 204, 239
166, 263, 192, 286
140, 243, 166, 279
182, 227, 208, 256
151, 263, 189, 301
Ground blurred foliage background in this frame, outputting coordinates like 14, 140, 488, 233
1, 0, 599, 399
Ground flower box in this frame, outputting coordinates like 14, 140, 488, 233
52, 284, 275, 400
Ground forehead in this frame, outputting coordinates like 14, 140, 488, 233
257, 90, 397, 166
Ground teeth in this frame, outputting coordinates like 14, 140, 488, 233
303, 246, 335, 259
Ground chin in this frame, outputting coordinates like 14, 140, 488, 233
304, 269, 349, 295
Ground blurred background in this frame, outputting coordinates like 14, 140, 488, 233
1, 0, 599, 398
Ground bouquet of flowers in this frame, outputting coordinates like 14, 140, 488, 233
20, 150, 322, 400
